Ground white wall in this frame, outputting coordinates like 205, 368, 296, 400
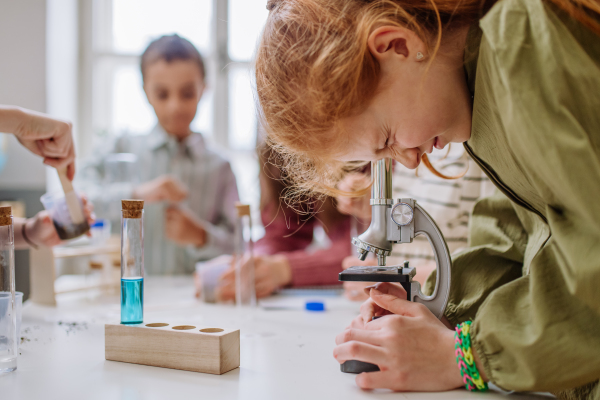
0, 0, 47, 189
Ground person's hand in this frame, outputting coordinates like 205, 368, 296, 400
11, 108, 76, 180
336, 172, 371, 221
194, 255, 232, 299
165, 205, 206, 247
133, 175, 188, 204
217, 254, 292, 301
333, 287, 465, 391
23, 195, 95, 248
24, 211, 61, 247
342, 255, 379, 302
345, 282, 406, 329
80, 194, 96, 236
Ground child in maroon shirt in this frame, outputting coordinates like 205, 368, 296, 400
216, 143, 362, 299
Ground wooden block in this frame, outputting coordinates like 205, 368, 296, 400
29, 247, 56, 306
105, 323, 240, 374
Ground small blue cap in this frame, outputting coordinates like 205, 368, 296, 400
305, 301, 325, 312
91, 219, 105, 228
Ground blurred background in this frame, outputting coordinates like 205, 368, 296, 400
0, 0, 270, 298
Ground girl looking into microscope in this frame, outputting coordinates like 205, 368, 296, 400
255, 0, 600, 398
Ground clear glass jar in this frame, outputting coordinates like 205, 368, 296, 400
0, 206, 16, 373
120, 200, 144, 324
234, 204, 256, 307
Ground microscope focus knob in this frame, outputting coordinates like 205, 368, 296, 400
391, 202, 414, 226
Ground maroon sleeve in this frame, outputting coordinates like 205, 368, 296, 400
286, 217, 353, 287
255, 202, 354, 286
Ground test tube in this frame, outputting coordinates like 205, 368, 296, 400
0, 206, 16, 373
234, 203, 256, 307
120, 200, 144, 324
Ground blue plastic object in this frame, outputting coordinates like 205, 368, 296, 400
305, 301, 325, 311
91, 220, 105, 228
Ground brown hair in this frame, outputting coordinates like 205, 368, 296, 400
141, 34, 206, 82
256, 0, 600, 196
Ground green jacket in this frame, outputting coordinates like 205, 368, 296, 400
433, 0, 600, 398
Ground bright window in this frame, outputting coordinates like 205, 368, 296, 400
83, 0, 269, 209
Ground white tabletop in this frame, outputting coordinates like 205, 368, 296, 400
2, 277, 551, 400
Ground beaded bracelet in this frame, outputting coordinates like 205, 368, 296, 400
454, 321, 488, 392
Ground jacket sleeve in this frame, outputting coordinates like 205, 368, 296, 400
430, 191, 527, 325
254, 200, 352, 286
284, 217, 352, 287
467, 0, 600, 394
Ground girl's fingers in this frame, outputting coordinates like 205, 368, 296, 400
346, 314, 367, 330
359, 299, 379, 324
255, 276, 276, 298
333, 340, 387, 365
216, 281, 235, 301
371, 282, 407, 298
335, 328, 382, 346
369, 288, 429, 319
256, 285, 273, 299
218, 268, 235, 284
355, 371, 396, 391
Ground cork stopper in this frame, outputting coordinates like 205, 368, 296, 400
0, 206, 12, 226
122, 199, 144, 219
235, 203, 251, 217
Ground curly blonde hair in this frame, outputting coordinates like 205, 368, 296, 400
256, 0, 600, 197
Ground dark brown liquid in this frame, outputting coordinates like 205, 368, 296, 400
53, 220, 90, 240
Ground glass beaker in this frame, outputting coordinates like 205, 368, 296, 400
234, 204, 256, 307
103, 153, 139, 225
120, 200, 144, 324
0, 206, 16, 373
195, 257, 231, 303
40, 191, 90, 240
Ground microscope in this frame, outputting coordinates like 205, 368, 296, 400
339, 158, 452, 374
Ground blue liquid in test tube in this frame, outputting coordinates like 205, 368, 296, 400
121, 277, 143, 324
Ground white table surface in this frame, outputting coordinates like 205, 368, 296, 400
2, 277, 551, 400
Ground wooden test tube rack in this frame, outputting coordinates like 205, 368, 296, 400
105, 323, 240, 375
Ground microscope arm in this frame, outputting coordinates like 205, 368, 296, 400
410, 204, 452, 319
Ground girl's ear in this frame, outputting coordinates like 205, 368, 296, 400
367, 26, 425, 68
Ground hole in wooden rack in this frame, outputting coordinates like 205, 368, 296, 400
146, 323, 169, 328
200, 328, 224, 333
172, 325, 196, 330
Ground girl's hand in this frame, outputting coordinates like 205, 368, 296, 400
194, 255, 232, 298
336, 172, 372, 222
217, 254, 292, 301
333, 288, 464, 391
346, 282, 407, 328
